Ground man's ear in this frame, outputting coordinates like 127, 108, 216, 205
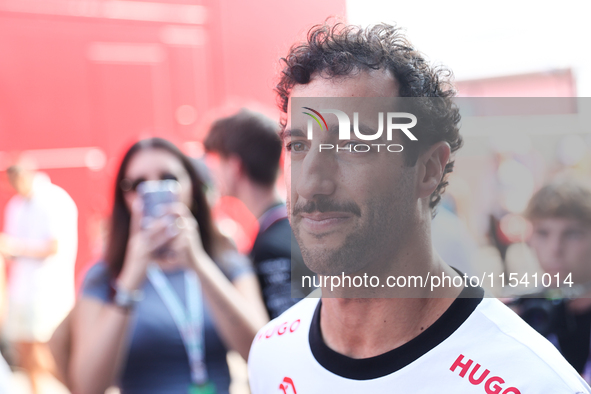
417, 141, 451, 199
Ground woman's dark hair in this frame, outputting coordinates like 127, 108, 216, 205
104, 138, 218, 279
276, 22, 462, 209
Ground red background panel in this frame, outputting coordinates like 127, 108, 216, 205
0, 0, 346, 287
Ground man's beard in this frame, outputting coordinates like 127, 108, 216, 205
289, 181, 413, 276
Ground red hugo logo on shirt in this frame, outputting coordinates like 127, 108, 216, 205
450, 354, 521, 394
279, 377, 297, 394
256, 319, 301, 342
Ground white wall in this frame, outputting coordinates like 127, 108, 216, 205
346, 0, 591, 96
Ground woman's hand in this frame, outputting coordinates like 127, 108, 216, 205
159, 205, 269, 359
117, 201, 191, 291
120, 201, 268, 359
158, 202, 207, 271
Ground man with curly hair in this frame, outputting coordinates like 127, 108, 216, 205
248, 23, 590, 393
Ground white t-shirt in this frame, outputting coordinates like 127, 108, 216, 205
3, 173, 77, 341
248, 287, 591, 394
0, 353, 12, 394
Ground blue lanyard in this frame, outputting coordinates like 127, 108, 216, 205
146, 263, 208, 385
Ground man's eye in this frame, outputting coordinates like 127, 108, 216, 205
534, 230, 549, 238
565, 230, 584, 240
287, 142, 307, 152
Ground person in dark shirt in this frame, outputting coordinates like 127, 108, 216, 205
524, 177, 591, 380
204, 109, 314, 319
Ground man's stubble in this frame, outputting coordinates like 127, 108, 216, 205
289, 166, 416, 277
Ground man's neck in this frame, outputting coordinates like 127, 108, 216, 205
320, 295, 458, 359
319, 246, 463, 359
19, 190, 33, 200
236, 182, 282, 219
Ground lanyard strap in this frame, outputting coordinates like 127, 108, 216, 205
146, 264, 208, 384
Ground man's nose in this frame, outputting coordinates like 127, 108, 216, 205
295, 147, 336, 200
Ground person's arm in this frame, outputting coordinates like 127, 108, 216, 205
217, 248, 270, 328
167, 204, 269, 360
232, 274, 269, 325
0, 233, 57, 259
69, 296, 134, 394
69, 204, 172, 394
191, 254, 268, 359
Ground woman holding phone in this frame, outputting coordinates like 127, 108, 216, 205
70, 138, 268, 394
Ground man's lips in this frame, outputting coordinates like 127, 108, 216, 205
298, 212, 354, 233
300, 212, 353, 220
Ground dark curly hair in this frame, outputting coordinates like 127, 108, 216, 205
276, 22, 462, 209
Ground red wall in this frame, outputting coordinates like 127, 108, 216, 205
0, 0, 346, 285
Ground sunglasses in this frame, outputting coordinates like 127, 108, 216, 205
120, 173, 179, 193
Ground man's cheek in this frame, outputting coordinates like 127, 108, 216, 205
534, 251, 553, 271
573, 241, 591, 268
284, 161, 291, 186
530, 238, 544, 256
285, 159, 299, 197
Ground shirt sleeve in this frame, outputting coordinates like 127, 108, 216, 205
0, 353, 13, 393
81, 262, 112, 303
215, 249, 255, 282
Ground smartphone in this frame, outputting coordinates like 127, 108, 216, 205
137, 180, 181, 229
